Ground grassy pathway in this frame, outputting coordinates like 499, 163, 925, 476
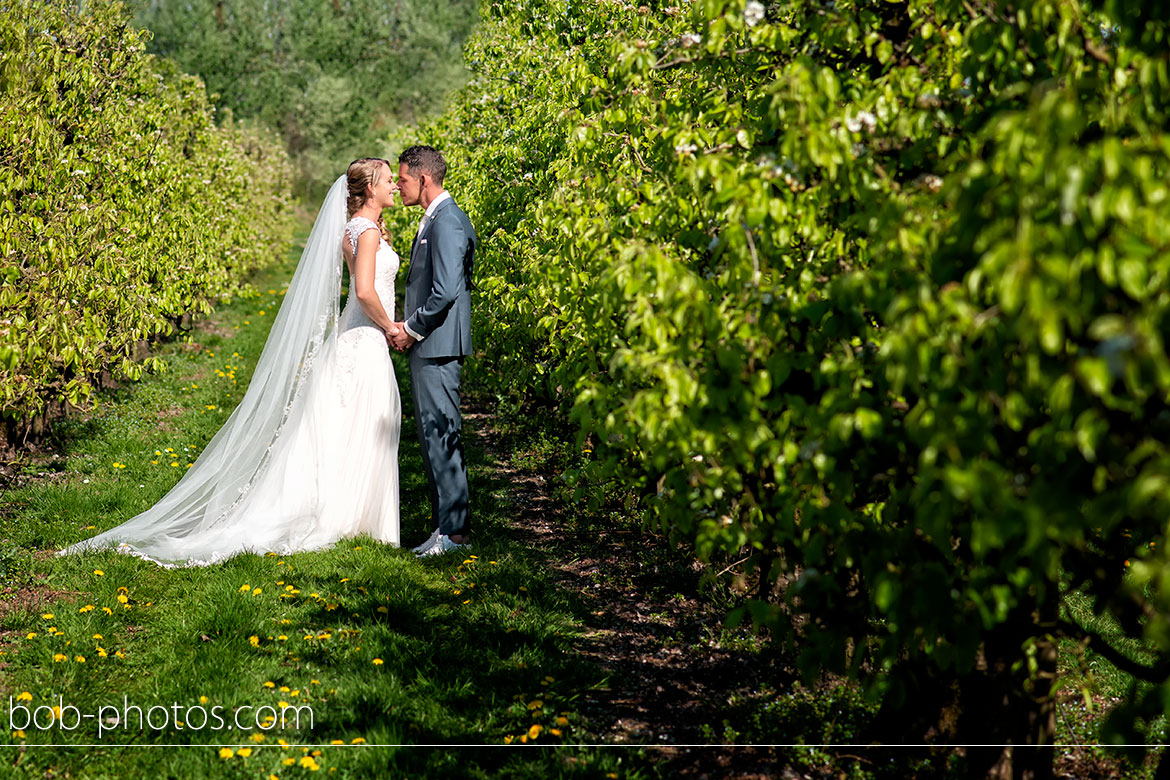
0, 237, 1142, 779
0, 239, 649, 779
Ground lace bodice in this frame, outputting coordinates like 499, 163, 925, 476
341, 217, 400, 332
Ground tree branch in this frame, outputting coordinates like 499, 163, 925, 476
1058, 618, 1170, 684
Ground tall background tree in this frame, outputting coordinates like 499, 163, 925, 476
131, 0, 479, 195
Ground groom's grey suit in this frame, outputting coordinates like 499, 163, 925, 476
403, 193, 475, 537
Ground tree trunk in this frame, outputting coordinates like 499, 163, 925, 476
960, 604, 1057, 780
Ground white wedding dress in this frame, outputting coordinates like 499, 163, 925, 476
61, 178, 401, 565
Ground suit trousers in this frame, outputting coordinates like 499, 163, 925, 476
409, 352, 469, 537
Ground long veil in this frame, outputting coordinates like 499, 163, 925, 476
61, 175, 349, 564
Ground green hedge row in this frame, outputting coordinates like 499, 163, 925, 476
410, 0, 1170, 765
0, 0, 295, 429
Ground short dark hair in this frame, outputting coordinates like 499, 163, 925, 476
398, 145, 447, 186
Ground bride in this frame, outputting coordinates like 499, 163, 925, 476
61, 158, 403, 565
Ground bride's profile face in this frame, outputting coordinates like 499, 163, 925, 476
370, 163, 397, 209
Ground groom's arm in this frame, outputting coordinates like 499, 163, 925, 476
404, 213, 468, 341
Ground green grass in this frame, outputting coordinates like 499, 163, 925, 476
0, 238, 657, 779
2, 235, 1155, 779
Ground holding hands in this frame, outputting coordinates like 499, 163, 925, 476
387, 323, 415, 352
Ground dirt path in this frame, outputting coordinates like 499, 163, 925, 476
466, 409, 787, 778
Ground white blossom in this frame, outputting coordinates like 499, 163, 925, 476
744, 1, 766, 27
845, 110, 877, 133
674, 142, 699, 157
680, 33, 701, 48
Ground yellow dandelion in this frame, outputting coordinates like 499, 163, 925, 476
372, 658, 383, 666
330, 739, 344, 745
53, 653, 66, 662
219, 747, 234, 759
527, 700, 543, 710
252, 587, 262, 596
251, 733, 266, 742
15, 692, 31, 702
102, 607, 113, 615
350, 737, 366, 744
237, 747, 253, 757
280, 686, 290, 692
41, 613, 53, 620
25, 632, 36, 639
503, 735, 514, 744
299, 756, 319, 770
263, 681, 276, 688
528, 723, 543, 739
75, 655, 86, 662
199, 696, 209, 704
556, 716, 569, 726
282, 757, 296, 766
550, 728, 562, 736
13, 729, 25, 739
93, 569, 104, 576
117, 594, 128, 604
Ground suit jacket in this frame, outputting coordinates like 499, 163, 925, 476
403, 196, 475, 359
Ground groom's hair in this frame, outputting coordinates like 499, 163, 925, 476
399, 145, 447, 186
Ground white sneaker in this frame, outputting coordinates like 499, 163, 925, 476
415, 535, 471, 557
410, 528, 441, 554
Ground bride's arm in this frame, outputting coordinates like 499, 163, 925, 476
352, 229, 398, 337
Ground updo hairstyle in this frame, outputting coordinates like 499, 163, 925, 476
346, 157, 391, 218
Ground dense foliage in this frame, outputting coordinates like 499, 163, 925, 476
407, 0, 1170, 769
0, 1, 295, 433
132, 0, 479, 193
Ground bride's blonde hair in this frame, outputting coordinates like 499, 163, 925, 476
346, 157, 391, 218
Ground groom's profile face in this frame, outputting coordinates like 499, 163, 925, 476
396, 163, 422, 207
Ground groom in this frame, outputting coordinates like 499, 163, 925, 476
390, 145, 476, 556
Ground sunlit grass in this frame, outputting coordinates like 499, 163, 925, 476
0, 237, 653, 779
